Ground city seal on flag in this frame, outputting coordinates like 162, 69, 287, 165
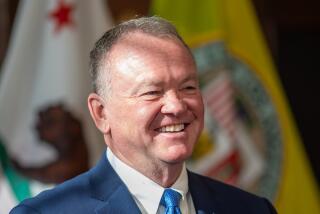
187, 41, 283, 200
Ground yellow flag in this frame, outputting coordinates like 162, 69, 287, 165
151, 0, 320, 213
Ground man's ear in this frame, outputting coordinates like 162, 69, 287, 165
88, 93, 110, 134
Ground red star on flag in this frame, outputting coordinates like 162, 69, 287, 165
49, 0, 75, 33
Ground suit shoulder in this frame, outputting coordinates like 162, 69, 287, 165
188, 171, 277, 213
189, 171, 258, 198
10, 204, 41, 214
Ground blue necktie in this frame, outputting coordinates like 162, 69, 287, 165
160, 189, 182, 214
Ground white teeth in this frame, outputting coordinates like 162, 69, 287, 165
159, 124, 185, 132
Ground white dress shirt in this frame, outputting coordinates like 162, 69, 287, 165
107, 149, 196, 214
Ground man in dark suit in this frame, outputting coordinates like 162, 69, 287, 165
11, 16, 277, 214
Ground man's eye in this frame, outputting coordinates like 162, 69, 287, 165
144, 91, 161, 96
140, 91, 162, 100
181, 85, 198, 94
182, 85, 198, 91
185, 86, 196, 90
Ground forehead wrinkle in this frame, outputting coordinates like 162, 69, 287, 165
109, 45, 159, 79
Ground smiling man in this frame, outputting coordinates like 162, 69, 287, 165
11, 17, 277, 214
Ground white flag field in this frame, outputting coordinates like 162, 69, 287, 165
0, 0, 112, 175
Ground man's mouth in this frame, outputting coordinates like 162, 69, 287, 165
156, 123, 189, 133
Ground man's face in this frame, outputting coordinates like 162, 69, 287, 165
103, 32, 204, 168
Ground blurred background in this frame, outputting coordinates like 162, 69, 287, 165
0, 0, 319, 213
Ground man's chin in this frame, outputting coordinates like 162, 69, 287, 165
161, 149, 192, 164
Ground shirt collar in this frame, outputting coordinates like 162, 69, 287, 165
106, 149, 189, 214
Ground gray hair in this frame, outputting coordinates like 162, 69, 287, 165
89, 16, 190, 97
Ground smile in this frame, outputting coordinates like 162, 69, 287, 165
156, 123, 188, 133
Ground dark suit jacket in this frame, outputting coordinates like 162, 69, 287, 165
11, 153, 277, 214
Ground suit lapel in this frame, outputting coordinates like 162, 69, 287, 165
88, 153, 141, 214
188, 171, 223, 214
95, 185, 141, 214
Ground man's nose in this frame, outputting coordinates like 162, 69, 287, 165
161, 92, 187, 116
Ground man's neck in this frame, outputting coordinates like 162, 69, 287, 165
109, 148, 183, 187
147, 161, 183, 188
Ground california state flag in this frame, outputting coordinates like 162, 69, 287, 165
0, 0, 113, 210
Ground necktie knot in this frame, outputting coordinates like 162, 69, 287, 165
160, 189, 182, 214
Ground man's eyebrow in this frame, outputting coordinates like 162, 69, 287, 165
139, 79, 164, 87
129, 78, 164, 95
181, 73, 199, 83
